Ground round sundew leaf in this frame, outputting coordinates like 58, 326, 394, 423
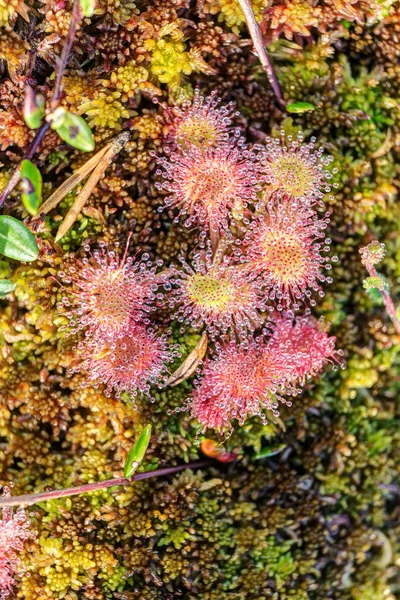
365, 285, 384, 304
124, 425, 152, 478
20, 160, 43, 216
286, 102, 316, 114
80, 0, 96, 17
0, 279, 16, 296
0, 216, 39, 262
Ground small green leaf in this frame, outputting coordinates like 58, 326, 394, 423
0, 216, 39, 262
23, 86, 45, 129
286, 102, 316, 114
20, 160, 43, 216
48, 107, 95, 152
80, 0, 96, 17
365, 285, 383, 304
253, 444, 286, 460
0, 279, 15, 296
124, 425, 152, 478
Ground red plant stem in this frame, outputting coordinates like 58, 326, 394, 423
0, 0, 82, 208
50, 0, 82, 111
0, 460, 212, 508
366, 264, 400, 335
236, 0, 284, 107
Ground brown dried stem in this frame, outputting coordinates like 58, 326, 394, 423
236, 0, 284, 106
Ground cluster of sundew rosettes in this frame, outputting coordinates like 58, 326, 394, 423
0, 486, 34, 600
59, 241, 178, 400
60, 91, 340, 432
153, 90, 341, 432
188, 314, 342, 434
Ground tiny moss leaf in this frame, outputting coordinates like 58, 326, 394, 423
286, 102, 316, 114
80, 0, 96, 17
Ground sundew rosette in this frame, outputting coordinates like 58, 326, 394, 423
156, 142, 264, 237
241, 200, 335, 310
162, 88, 240, 150
59, 241, 164, 344
73, 323, 179, 400
268, 314, 343, 385
0, 486, 34, 600
188, 339, 295, 434
165, 243, 266, 342
259, 132, 334, 208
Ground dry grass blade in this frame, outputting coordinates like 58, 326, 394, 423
36, 146, 109, 218
54, 132, 130, 242
165, 332, 208, 387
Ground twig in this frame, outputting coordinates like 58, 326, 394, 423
236, 0, 284, 107
50, 0, 82, 111
0, 460, 212, 508
0, 0, 83, 208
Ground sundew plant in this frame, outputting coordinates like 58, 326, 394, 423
0, 0, 399, 599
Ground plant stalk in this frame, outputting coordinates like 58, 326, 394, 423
0, 460, 212, 507
236, 0, 284, 106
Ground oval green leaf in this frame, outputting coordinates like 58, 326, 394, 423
20, 160, 43, 216
23, 87, 45, 130
124, 425, 152, 478
0, 216, 39, 262
50, 108, 95, 152
286, 102, 316, 114
0, 279, 16, 296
